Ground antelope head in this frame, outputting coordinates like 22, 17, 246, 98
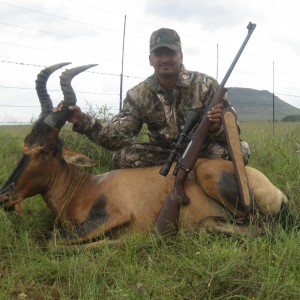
0, 63, 97, 212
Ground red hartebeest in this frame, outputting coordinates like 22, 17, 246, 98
0, 63, 290, 250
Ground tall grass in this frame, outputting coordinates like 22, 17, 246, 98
0, 122, 299, 299
241, 122, 300, 209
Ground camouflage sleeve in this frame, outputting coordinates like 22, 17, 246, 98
72, 92, 143, 151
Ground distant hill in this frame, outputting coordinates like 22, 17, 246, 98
227, 87, 300, 121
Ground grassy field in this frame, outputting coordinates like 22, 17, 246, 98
0, 122, 299, 299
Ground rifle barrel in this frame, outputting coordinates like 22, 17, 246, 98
220, 22, 256, 89
175, 22, 256, 171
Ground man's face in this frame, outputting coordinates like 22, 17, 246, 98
149, 47, 183, 79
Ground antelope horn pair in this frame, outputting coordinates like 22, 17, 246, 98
36, 62, 97, 129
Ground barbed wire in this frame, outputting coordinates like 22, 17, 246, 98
1, 1, 299, 84
1, 2, 299, 73
0, 1, 123, 35
0, 0, 299, 141
0, 84, 119, 96
0, 60, 145, 80
1, 59, 300, 99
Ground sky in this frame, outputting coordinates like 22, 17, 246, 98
0, 0, 300, 123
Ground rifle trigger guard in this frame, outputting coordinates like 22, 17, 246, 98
173, 163, 190, 176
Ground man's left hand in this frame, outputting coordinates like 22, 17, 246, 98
207, 103, 223, 133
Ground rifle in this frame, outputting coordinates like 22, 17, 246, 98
159, 110, 200, 177
155, 22, 256, 235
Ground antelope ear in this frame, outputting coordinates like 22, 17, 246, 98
23, 144, 50, 156
62, 146, 99, 167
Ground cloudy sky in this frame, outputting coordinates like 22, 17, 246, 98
0, 0, 299, 123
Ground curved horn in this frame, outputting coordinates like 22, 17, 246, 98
60, 64, 98, 106
36, 62, 71, 119
44, 64, 98, 129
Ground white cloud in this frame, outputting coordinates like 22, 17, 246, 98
144, 0, 260, 30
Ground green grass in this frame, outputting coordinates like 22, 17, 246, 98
240, 122, 300, 209
0, 122, 299, 299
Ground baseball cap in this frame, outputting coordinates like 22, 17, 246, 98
149, 28, 181, 52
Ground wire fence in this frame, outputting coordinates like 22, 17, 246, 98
0, 1, 300, 142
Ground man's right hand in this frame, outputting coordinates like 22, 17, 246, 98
54, 101, 85, 125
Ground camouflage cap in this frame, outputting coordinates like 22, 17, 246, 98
149, 28, 181, 52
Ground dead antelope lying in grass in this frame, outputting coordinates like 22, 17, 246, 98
0, 63, 290, 250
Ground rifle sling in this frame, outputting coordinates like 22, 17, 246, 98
222, 107, 252, 211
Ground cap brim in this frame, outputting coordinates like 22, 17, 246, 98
150, 43, 181, 52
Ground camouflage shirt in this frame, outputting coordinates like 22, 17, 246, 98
73, 64, 230, 151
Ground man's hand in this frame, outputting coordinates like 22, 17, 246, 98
207, 103, 223, 133
54, 101, 85, 125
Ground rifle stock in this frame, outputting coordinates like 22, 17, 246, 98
155, 22, 256, 235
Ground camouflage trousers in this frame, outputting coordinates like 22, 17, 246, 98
112, 141, 251, 169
